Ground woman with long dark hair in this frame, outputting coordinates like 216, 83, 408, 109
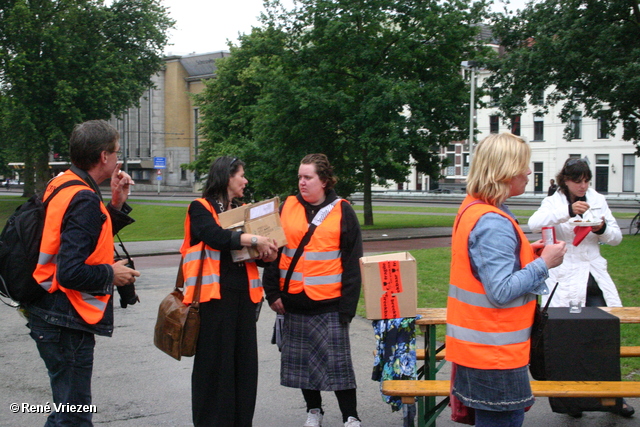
529, 158, 623, 309
528, 157, 632, 418
182, 156, 278, 426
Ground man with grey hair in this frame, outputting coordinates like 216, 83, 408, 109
25, 120, 140, 427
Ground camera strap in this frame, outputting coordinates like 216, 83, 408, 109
114, 233, 134, 267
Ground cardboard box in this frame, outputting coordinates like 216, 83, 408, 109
360, 252, 417, 320
218, 197, 287, 262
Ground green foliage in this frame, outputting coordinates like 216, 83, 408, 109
0, 0, 175, 195
192, 0, 494, 223
488, 0, 640, 151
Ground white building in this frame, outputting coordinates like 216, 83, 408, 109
374, 66, 639, 197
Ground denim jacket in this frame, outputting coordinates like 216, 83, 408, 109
25, 169, 134, 337
468, 205, 549, 306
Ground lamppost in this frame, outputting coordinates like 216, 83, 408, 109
461, 60, 479, 165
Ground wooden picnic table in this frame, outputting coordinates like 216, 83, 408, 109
412, 306, 640, 427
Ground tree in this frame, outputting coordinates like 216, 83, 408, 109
487, 0, 640, 151
0, 0, 175, 195
194, 0, 491, 225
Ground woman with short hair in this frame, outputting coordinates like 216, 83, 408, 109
446, 132, 567, 427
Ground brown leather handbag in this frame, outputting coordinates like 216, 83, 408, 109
153, 243, 205, 360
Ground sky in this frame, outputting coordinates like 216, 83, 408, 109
162, 0, 289, 56
161, 0, 531, 56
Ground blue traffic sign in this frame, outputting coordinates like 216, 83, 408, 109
154, 157, 166, 169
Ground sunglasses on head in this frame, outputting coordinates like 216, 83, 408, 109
567, 157, 589, 167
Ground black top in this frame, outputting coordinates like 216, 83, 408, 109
262, 190, 363, 322
188, 197, 269, 292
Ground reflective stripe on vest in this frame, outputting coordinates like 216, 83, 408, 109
278, 196, 344, 301
33, 171, 113, 325
180, 198, 263, 304
445, 195, 536, 370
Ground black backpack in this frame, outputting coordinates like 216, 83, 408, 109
0, 180, 86, 304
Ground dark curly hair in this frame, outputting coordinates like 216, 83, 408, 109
300, 153, 337, 191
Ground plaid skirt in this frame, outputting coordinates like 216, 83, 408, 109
280, 311, 357, 391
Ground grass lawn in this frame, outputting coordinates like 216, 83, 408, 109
357, 235, 640, 381
0, 197, 189, 241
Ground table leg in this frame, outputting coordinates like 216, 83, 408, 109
418, 324, 441, 427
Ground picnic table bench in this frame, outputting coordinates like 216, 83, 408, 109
393, 306, 640, 427
416, 346, 640, 361
383, 379, 640, 405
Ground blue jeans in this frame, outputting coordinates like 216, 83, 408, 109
475, 408, 525, 427
29, 314, 95, 427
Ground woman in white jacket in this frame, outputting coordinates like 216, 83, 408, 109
528, 158, 623, 309
528, 157, 634, 418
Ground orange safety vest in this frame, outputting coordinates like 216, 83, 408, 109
278, 196, 344, 301
445, 195, 536, 370
34, 171, 113, 325
180, 198, 262, 304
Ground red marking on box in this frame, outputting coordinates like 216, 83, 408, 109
379, 260, 403, 294
380, 293, 400, 319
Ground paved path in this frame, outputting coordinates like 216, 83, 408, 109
2, 260, 637, 427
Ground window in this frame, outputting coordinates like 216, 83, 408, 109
623, 154, 635, 192
446, 153, 455, 176
194, 108, 200, 157
570, 112, 582, 140
463, 153, 470, 176
490, 87, 499, 107
595, 154, 609, 193
533, 162, 543, 193
490, 115, 499, 134
532, 90, 544, 106
511, 115, 521, 136
597, 118, 609, 139
533, 115, 544, 141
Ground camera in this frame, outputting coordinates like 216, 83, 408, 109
115, 257, 140, 308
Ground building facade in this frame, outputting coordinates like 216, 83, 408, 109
374, 65, 639, 197
109, 51, 229, 191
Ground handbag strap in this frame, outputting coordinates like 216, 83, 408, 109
283, 198, 341, 293
175, 242, 207, 308
540, 282, 559, 312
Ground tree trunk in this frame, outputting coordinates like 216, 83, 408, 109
35, 151, 51, 194
21, 153, 36, 198
363, 154, 374, 226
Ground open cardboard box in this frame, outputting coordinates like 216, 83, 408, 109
360, 252, 417, 320
219, 197, 287, 262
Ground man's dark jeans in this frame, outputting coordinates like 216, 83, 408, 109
28, 313, 95, 427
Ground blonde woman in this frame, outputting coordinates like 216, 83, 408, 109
445, 133, 566, 426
